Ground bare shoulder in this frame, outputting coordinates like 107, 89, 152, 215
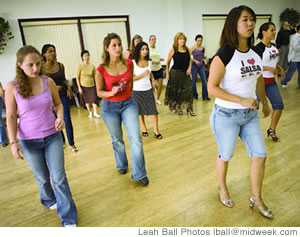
5, 81, 16, 92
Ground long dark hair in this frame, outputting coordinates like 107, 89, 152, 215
257, 22, 275, 39
41, 44, 55, 61
219, 5, 256, 49
133, 41, 150, 64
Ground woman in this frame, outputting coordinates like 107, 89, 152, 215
164, 32, 196, 116
76, 50, 100, 118
41, 44, 78, 152
132, 41, 162, 139
256, 22, 285, 142
0, 82, 8, 147
149, 35, 164, 105
95, 33, 149, 186
190, 34, 210, 100
124, 34, 143, 60
5, 45, 77, 227
208, 6, 273, 219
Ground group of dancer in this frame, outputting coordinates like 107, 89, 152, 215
3, 4, 300, 226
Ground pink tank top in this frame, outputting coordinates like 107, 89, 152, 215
15, 76, 57, 140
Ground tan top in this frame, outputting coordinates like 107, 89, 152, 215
76, 63, 96, 87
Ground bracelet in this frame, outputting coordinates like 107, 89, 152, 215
10, 141, 18, 145
261, 101, 268, 104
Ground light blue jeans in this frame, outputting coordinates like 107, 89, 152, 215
0, 96, 8, 145
191, 63, 209, 99
281, 61, 300, 87
210, 104, 267, 161
19, 132, 77, 226
101, 97, 147, 180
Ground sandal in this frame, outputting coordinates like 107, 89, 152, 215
154, 133, 163, 139
218, 186, 234, 208
142, 131, 149, 137
267, 128, 280, 142
249, 196, 274, 219
71, 145, 78, 153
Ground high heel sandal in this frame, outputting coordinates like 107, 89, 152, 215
154, 132, 163, 139
187, 110, 196, 116
218, 187, 234, 208
249, 196, 274, 219
142, 131, 149, 137
267, 128, 280, 142
71, 145, 78, 153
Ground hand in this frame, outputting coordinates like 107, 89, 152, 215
55, 118, 65, 131
195, 60, 201, 66
11, 143, 24, 160
143, 70, 150, 76
262, 103, 271, 118
166, 73, 169, 80
278, 48, 281, 54
152, 80, 156, 89
111, 86, 120, 96
0, 88, 3, 97
240, 98, 258, 110
79, 87, 83, 94
270, 67, 277, 75
280, 69, 286, 81
186, 68, 191, 75
67, 88, 73, 99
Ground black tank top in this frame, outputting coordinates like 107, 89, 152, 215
45, 63, 68, 96
171, 50, 190, 72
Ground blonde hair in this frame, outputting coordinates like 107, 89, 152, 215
16, 45, 42, 98
102, 33, 127, 66
173, 32, 187, 51
129, 34, 143, 55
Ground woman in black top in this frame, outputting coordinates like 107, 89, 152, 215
164, 32, 195, 116
41, 44, 78, 152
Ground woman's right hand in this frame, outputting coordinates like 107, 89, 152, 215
166, 73, 169, 80
78, 87, 83, 94
111, 86, 120, 96
11, 143, 24, 160
239, 98, 258, 110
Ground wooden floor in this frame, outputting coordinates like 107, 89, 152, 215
0, 74, 300, 227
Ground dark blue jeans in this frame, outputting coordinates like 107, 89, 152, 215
191, 64, 209, 99
281, 61, 300, 87
0, 96, 8, 145
60, 96, 75, 146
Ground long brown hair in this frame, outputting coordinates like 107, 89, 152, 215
102, 33, 127, 66
173, 32, 188, 51
16, 45, 42, 98
219, 5, 256, 49
129, 34, 143, 55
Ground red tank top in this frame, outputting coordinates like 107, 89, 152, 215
97, 59, 133, 101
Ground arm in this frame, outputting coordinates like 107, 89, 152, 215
186, 48, 193, 75
190, 46, 201, 65
0, 82, 4, 97
95, 70, 120, 98
256, 75, 271, 118
133, 70, 150, 81
262, 66, 277, 75
276, 64, 285, 80
150, 72, 156, 89
47, 78, 65, 131
5, 82, 24, 160
165, 48, 174, 80
207, 56, 258, 109
61, 63, 73, 99
75, 65, 83, 94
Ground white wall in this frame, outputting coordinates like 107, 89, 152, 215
0, 0, 298, 87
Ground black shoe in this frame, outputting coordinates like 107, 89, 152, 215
139, 176, 149, 186
119, 169, 127, 175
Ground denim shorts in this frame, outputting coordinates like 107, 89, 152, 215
152, 68, 163, 79
210, 104, 267, 161
265, 82, 284, 110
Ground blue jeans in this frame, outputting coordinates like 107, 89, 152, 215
19, 132, 77, 226
210, 104, 267, 161
0, 97, 8, 145
60, 96, 75, 146
265, 82, 284, 110
281, 61, 300, 87
191, 63, 209, 99
101, 97, 147, 180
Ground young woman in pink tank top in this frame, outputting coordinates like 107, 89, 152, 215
5, 45, 77, 227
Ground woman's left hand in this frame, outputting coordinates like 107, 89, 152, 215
186, 68, 191, 75
67, 88, 73, 99
280, 68, 285, 81
262, 103, 271, 118
55, 118, 65, 131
